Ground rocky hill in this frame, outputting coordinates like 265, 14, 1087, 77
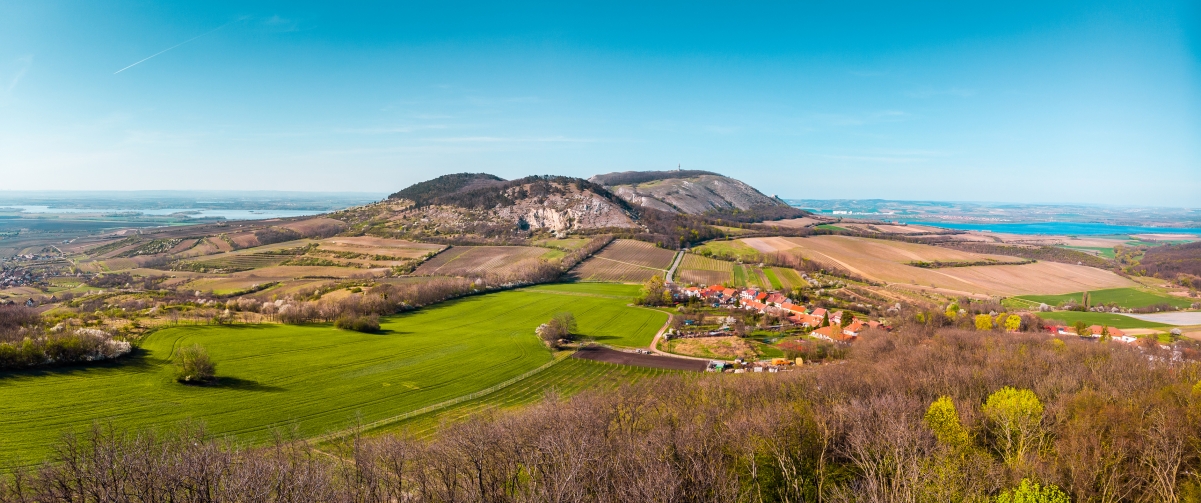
331, 171, 812, 247
335, 175, 639, 240
589, 170, 802, 220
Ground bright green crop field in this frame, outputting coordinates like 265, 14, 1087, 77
1018, 287, 1193, 309
0, 283, 665, 462
365, 357, 677, 438
1035, 311, 1172, 329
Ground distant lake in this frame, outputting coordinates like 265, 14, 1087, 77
0, 206, 324, 220
906, 221, 1201, 236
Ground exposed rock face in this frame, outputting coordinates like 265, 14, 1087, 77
592, 172, 788, 215
496, 186, 639, 232
343, 176, 639, 238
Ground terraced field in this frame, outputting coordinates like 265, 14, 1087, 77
677, 253, 734, 286
570, 239, 676, 283
368, 358, 675, 438
184, 254, 288, 272
0, 283, 665, 461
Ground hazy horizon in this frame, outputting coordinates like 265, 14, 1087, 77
2, 1, 1198, 204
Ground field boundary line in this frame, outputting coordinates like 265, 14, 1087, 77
312, 352, 571, 443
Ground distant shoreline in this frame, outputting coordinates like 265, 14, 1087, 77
902, 221, 1201, 236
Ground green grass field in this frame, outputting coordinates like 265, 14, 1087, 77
1060, 246, 1116, 259
763, 268, 784, 290
774, 267, 804, 290
0, 284, 665, 461
732, 264, 749, 287
691, 240, 761, 261
1018, 287, 1192, 309
364, 357, 676, 438
1035, 311, 1172, 329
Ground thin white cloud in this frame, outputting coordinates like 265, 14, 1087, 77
1, 55, 33, 105
423, 136, 597, 143
906, 87, 976, 98
114, 19, 241, 74
811, 110, 909, 127
334, 125, 449, 134
7, 55, 32, 92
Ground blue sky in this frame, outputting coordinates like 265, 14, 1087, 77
2, 1, 1198, 205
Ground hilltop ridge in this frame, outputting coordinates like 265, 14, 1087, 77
589, 170, 803, 221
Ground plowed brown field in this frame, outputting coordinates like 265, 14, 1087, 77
569, 240, 676, 283
740, 235, 1134, 296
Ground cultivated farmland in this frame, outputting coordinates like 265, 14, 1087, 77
1017, 287, 1195, 309
0, 284, 666, 461
741, 235, 1135, 296
368, 357, 675, 438
677, 253, 734, 286
569, 239, 676, 283
413, 246, 553, 276
1034, 311, 1173, 329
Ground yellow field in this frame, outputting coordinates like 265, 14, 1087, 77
741, 235, 1135, 296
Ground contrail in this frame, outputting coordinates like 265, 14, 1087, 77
114, 21, 233, 74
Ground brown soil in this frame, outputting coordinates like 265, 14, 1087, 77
573, 346, 707, 371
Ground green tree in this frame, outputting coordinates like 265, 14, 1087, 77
1074, 320, 1089, 337
996, 478, 1070, 503
1004, 314, 1022, 332
840, 311, 853, 328
982, 387, 1044, 467
1081, 291, 1090, 309
945, 303, 960, 320
821, 311, 830, 327
1100, 325, 1111, 341
975, 314, 994, 331
637, 275, 667, 306
925, 396, 970, 448
175, 344, 216, 384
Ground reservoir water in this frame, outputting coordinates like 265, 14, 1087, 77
906, 221, 1201, 236
0, 205, 324, 220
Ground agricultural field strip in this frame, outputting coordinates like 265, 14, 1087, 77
312, 352, 573, 444
517, 289, 631, 300
379, 360, 671, 438
589, 256, 668, 271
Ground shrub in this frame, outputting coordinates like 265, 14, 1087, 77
175, 344, 216, 384
335, 314, 380, 333
996, 478, 1070, 503
982, 386, 1044, 467
536, 312, 576, 347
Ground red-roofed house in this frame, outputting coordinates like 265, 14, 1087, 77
743, 300, 768, 313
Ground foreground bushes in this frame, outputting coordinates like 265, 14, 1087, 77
5, 330, 1201, 501
0, 329, 132, 369
334, 314, 380, 333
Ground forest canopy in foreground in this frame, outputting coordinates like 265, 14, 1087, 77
4, 329, 1201, 502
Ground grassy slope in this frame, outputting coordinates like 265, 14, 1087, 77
364, 358, 674, 438
1018, 287, 1193, 309
1034, 311, 1172, 329
0, 284, 664, 461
